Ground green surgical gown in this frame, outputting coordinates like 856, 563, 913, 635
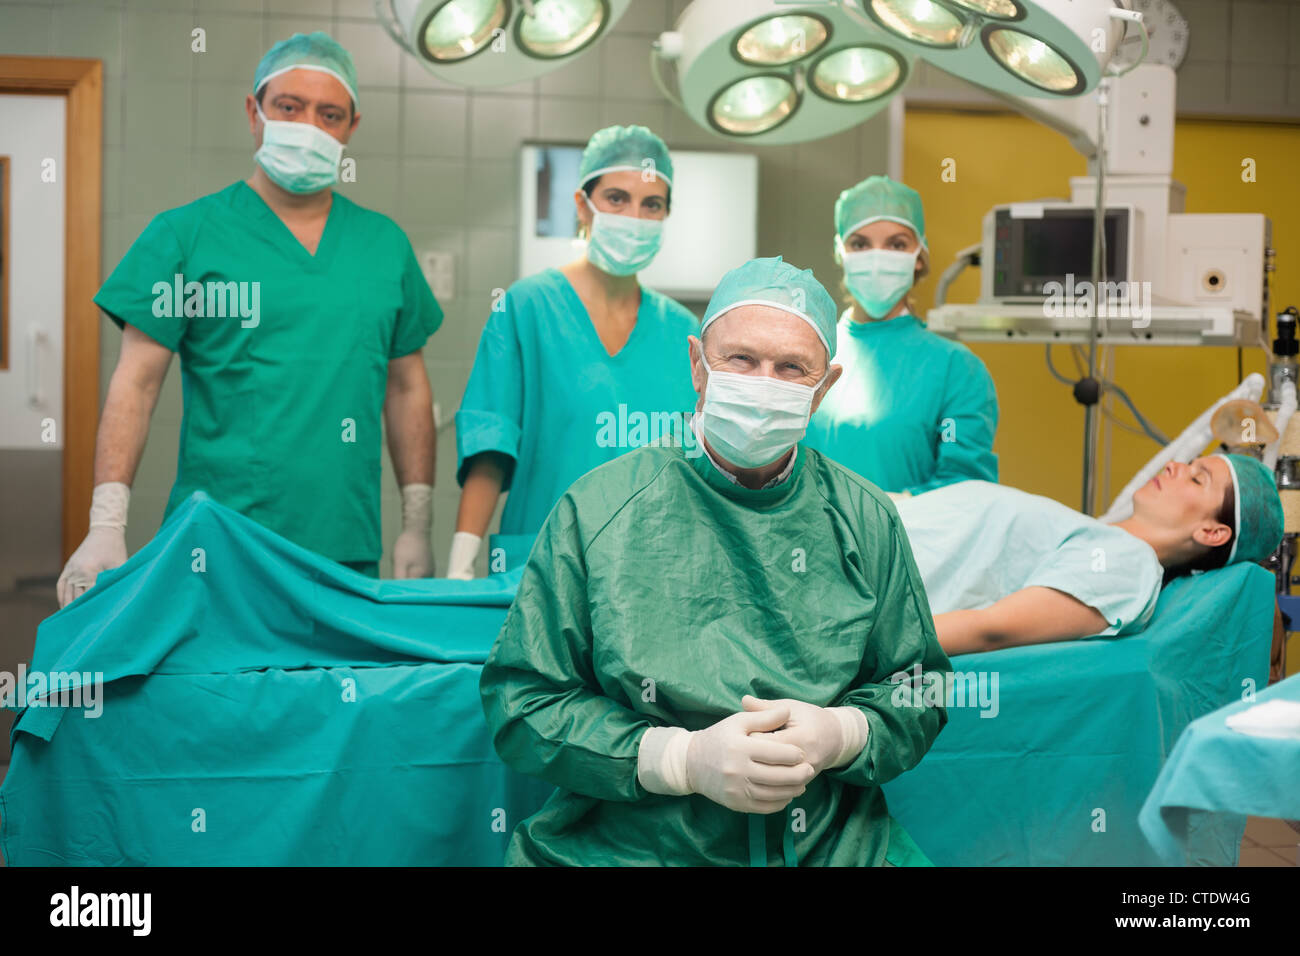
455, 269, 698, 565
804, 312, 998, 494
94, 182, 442, 564
479, 442, 951, 866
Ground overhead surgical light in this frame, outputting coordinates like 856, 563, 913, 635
711, 75, 800, 135
419, 0, 507, 62
812, 45, 903, 101
375, 0, 628, 87
654, 0, 913, 145
983, 26, 1079, 92
950, 0, 1021, 15
864, 0, 1126, 97
516, 0, 607, 58
734, 14, 830, 66
870, 0, 969, 46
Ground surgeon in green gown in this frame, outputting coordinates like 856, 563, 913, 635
480, 257, 951, 867
56, 33, 443, 607
803, 175, 998, 498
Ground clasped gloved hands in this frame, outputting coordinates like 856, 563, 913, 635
742, 695, 869, 775
686, 707, 817, 814
637, 697, 870, 814
638, 706, 815, 814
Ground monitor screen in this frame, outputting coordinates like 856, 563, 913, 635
1021, 214, 1120, 278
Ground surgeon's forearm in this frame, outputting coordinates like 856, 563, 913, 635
384, 379, 435, 487
94, 365, 164, 486
481, 648, 651, 802
455, 455, 507, 537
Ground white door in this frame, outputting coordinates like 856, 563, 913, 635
0, 93, 67, 769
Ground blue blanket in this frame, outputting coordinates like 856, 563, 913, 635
1139, 672, 1300, 865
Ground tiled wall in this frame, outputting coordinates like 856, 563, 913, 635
0, 0, 1294, 572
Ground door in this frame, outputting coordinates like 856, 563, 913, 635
0, 57, 101, 777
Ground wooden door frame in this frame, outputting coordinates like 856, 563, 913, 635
0, 57, 102, 561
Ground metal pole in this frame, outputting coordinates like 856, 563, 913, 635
1082, 77, 1110, 515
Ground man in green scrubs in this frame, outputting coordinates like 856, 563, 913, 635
480, 257, 951, 866
57, 33, 443, 606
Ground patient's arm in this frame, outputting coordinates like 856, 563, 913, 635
934, 586, 1109, 655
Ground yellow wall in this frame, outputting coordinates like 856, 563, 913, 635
903, 109, 1300, 673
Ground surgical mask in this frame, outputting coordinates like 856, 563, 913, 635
696, 359, 827, 470
842, 247, 918, 318
583, 195, 664, 277
254, 102, 344, 194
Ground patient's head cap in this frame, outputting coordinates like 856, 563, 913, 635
1219, 453, 1284, 565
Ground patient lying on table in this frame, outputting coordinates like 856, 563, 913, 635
893, 453, 1283, 655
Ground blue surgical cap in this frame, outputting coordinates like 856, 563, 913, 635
255, 32, 358, 108
1219, 453, 1284, 565
578, 125, 673, 189
701, 257, 838, 361
834, 175, 926, 260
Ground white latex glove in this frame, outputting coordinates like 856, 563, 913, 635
445, 531, 481, 581
392, 483, 434, 579
57, 482, 130, 608
886, 491, 912, 504
742, 694, 869, 774
638, 706, 816, 814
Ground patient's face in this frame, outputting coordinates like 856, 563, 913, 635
1133, 456, 1232, 541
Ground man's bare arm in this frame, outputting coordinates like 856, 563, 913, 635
56, 323, 172, 606
95, 323, 174, 484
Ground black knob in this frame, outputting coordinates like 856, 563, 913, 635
1073, 377, 1101, 406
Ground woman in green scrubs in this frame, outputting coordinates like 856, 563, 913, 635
447, 125, 699, 578
803, 175, 998, 497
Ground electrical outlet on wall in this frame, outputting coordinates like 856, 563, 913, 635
422, 251, 455, 302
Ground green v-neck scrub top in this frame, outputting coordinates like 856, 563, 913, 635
455, 268, 699, 547
94, 182, 443, 563
804, 312, 998, 495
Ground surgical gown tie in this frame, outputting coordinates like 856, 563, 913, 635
747, 810, 800, 867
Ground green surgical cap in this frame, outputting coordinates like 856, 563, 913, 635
255, 32, 358, 108
1220, 453, 1284, 565
834, 175, 926, 255
578, 125, 673, 189
701, 257, 838, 361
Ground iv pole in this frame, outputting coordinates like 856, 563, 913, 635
1080, 75, 1110, 516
